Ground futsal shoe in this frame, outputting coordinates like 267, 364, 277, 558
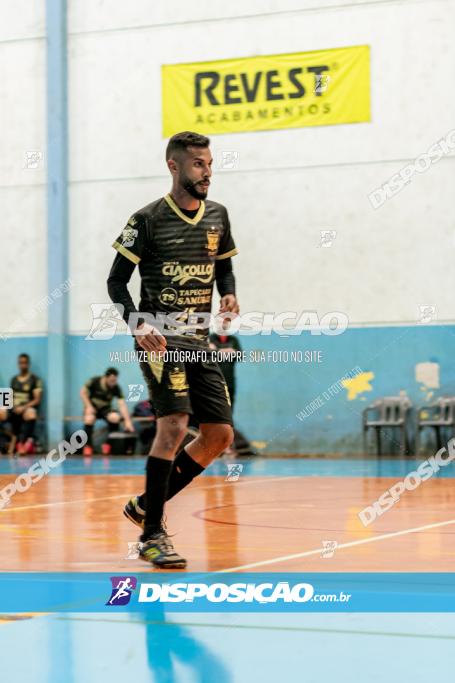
16, 442, 26, 455
123, 496, 145, 529
24, 438, 35, 455
139, 531, 187, 568
82, 445, 93, 456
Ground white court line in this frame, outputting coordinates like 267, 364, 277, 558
0, 494, 127, 513
219, 517, 455, 572
194, 475, 297, 492
0, 476, 297, 513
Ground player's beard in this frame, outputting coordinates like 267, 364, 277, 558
181, 174, 209, 200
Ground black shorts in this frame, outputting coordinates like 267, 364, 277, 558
136, 343, 233, 426
95, 406, 118, 421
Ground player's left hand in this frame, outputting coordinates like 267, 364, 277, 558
219, 294, 239, 315
124, 422, 135, 433
218, 295, 239, 330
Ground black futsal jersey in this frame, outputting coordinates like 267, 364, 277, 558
112, 194, 238, 348
11, 374, 42, 407
85, 376, 124, 411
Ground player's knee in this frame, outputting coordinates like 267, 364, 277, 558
0, 409, 7, 422
84, 413, 96, 425
156, 416, 188, 451
23, 408, 37, 420
107, 412, 120, 424
202, 424, 234, 451
219, 425, 234, 449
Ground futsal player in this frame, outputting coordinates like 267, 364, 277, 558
0, 353, 42, 454
107, 131, 239, 568
80, 367, 134, 455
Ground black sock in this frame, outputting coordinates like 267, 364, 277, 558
10, 414, 21, 437
166, 447, 205, 500
137, 447, 204, 510
142, 456, 173, 541
23, 419, 36, 441
107, 421, 119, 433
18, 419, 27, 442
84, 424, 94, 446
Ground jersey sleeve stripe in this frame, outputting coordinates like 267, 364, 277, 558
215, 247, 239, 260
112, 241, 141, 265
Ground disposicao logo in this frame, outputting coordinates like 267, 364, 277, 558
106, 576, 137, 606
105, 579, 351, 606
138, 582, 316, 603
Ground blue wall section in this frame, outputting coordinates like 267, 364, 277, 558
65, 325, 455, 453
232, 325, 455, 453
1, 326, 453, 453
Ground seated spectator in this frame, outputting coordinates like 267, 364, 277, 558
80, 367, 134, 455
0, 353, 43, 454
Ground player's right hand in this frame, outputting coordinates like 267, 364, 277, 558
134, 322, 167, 354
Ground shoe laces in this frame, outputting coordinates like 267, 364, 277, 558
152, 531, 175, 553
160, 514, 168, 534
133, 501, 170, 535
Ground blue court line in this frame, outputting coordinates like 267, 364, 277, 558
1, 456, 455, 478
52, 614, 455, 639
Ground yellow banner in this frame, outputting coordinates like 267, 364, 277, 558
162, 45, 370, 137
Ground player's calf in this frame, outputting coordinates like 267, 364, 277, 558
20, 408, 38, 453
82, 408, 96, 454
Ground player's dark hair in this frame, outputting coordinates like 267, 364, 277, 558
105, 367, 119, 377
18, 353, 30, 362
166, 131, 210, 161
